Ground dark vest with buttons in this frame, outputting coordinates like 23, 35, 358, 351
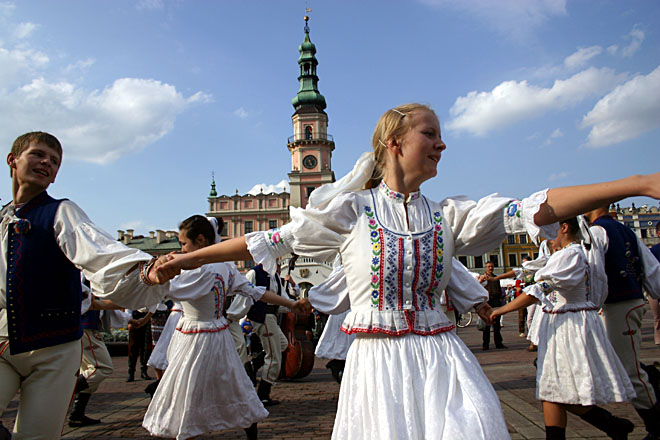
593, 214, 644, 304
246, 265, 280, 323
6, 191, 83, 354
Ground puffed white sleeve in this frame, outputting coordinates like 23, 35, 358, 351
227, 263, 266, 302
245, 192, 360, 274
55, 201, 168, 309
308, 255, 350, 315
445, 258, 488, 314
639, 238, 660, 299
166, 266, 217, 302
442, 189, 558, 256
533, 247, 586, 293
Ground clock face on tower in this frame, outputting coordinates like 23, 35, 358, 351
303, 154, 318, 170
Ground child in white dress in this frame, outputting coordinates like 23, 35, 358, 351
159, 104, 660, 439
142, 215, 306, 440
490, 217, 635, 440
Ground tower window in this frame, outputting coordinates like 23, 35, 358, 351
306, 186, 316, 197
305, 126, 313, 139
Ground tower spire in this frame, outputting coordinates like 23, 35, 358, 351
209, 172, 217, 197
291, 15, 326, 114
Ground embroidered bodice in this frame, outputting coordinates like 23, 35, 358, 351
168, 263, 265, 334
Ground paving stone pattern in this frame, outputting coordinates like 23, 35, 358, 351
2, 312, 658, 439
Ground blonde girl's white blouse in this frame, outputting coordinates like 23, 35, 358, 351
247, 181, 555, 336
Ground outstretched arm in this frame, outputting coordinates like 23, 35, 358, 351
489, 294, 538, 320
536, 172, 660, 225
152, 237, 251, 282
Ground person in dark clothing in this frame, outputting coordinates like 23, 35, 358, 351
127, 309, 153, 382
479, 262, 507, 350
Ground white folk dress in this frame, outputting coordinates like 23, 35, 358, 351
147, 302, 183, 371
142, 263, 268, 440
247, 181, 555, 440
524, 243, 635, 405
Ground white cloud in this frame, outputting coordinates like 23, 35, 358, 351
581, 65, 660, 148
622, 26, 644, 57
120, 220, 145, 231
543, 128, 564, 146
607, 45, 618, 55
12, 21, 37, 39
0, 11, 212, 164
563, 46, 602, 70
550, 128, 563, 138
418, 0, 567, 40
0, 77, 211, 164
65, 58, 95, 73
137, 0, 164, 11
548, 171, 568, 181
0, 2, 15, 18
234, 107, 249, 119
446, 67, 627, 136
0, 46, 49, 86
247, 180, 290, 195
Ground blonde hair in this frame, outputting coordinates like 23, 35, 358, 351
365, 103, 435, 189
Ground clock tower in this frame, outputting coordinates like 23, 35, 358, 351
287, 16, 335, 209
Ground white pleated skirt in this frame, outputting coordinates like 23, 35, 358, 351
332, 331, 510, 440
315, 311, 356, 360
146, 310, 182, 371
536, 309, 635, 405
142, 321, 268, 440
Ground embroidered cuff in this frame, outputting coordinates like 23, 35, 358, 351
246, 229, 292, 275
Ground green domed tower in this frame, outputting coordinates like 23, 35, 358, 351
288, 15, 335, 209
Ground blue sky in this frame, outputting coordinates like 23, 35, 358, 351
0, 0, 658, 235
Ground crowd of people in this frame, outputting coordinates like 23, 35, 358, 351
0, 102, 659, 440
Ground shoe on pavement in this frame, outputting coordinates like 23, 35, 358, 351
519, 333, 526, 338
482, 345, 489, 351
495, 344, 508, 349
68, 414, 101, 427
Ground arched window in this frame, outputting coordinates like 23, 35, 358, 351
305, 126, 313, 139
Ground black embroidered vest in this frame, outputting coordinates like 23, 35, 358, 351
593, 214, 644, 304
6, 192, 82, 354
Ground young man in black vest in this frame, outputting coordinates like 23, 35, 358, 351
245, 264, 289, 406
586, 206, 660, 440
0, 132, 171, 439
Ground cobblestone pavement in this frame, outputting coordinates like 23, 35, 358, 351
2, 311, 659, 439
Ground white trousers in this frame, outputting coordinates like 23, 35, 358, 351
0, 338, 81, 439
228, 321, 249, 364
251, 314, 287, 384
80, 329, 113, 394
600, 298, 655, 409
